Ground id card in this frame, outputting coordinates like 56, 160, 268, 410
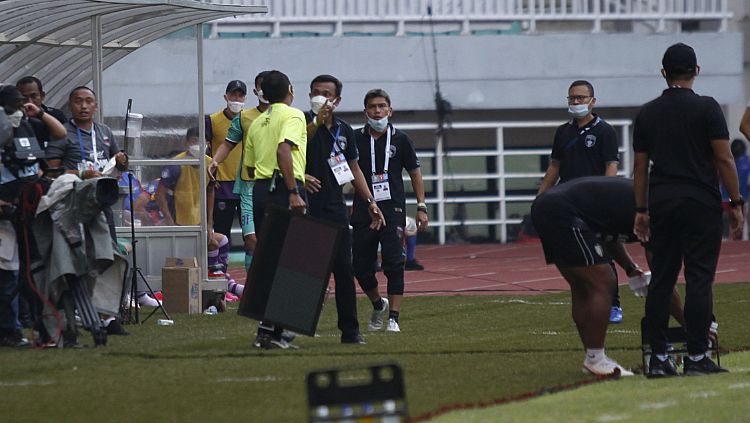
372, 173, 391, 202
328, 153, 354, 185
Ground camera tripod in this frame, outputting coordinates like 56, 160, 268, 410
119, 100, 169, 324
120, 172, 171, 324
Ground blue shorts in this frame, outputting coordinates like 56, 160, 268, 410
237, 180, 255, 236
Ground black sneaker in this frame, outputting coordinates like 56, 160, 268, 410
341, 334, 366, 345
404, 259, 425, 271
683, 356, 729, 376
647, 356, 679, 378
281, 330, 297, 343
105, 320, 130, 336
0, 331, 31, 348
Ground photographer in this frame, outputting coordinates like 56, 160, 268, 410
0, 85, 50, 347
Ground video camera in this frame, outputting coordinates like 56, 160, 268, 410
0, 86, 46, 220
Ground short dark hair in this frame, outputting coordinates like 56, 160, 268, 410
310, 74, 342, 97
69, 86, 96, 100
569, 80, 594, 97
260, 70, 291, 104
16, 76, 43, 92
254, 71, 271, 87
186, 126, 200, 140
364, 89, 391, 108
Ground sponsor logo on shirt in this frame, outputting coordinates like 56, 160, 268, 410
584, 135, 597, 148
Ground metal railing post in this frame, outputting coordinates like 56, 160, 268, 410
436, 132, 446, 244
497, 127, 507, 243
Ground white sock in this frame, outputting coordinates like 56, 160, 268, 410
585, 348, 605, 363
228, 281, 244, 296
656, 354, 669, 361
689, 353, 705, 362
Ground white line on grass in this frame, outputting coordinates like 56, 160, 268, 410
689, 391, 719, 399
596, 414, 630, 422
728, 382, 750, 389
215, 376, 290, 383
0, 380, 55, 387
489, 299, 569, 305
639, 400, 678, 410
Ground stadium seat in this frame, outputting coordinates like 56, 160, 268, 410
640, 317, 720, 374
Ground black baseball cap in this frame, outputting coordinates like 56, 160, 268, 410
225, 80, 247, 95
662, 43, 697, 75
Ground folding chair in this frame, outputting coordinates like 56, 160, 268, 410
641, 317, 720, 373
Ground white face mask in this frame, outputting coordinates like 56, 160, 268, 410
567, 102, 591, 119
227, 101, 244, 114
188, 144, 201, 157
310, 95, 328, 114
256, 90, 269, 104
368, 116, 389, 132
7, 110, 23, 128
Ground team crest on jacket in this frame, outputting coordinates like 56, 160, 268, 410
336, 136, 348, 151
584, 135, 596, 148
388, 145, 397, 158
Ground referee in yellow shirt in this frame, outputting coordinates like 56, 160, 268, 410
244, 70, 307, 349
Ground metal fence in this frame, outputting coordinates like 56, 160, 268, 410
388, 119, 633, 244
202, 0, 732, 36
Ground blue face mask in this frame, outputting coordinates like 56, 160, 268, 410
567, 103, 590, 118
368, 116, 388, 132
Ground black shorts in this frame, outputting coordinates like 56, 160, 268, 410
534, 215, 612, 267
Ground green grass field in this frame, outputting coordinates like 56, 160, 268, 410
1, 283, 748, 422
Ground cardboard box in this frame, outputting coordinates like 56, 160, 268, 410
162, 257, 201, 314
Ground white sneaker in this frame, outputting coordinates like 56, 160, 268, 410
137, 293, 160, 307
583, 357, 634, 377
386, 318, 401, 332
367, 298, 389, 331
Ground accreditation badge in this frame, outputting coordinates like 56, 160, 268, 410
371, 173, 391, 202
328, 153, 354, 185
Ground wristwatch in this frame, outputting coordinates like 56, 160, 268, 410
288, 187, 299, 195
729, 197, 745, 208
36, 109, 45, 120
417, 202, 427, 213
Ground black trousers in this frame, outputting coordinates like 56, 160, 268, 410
252, 177, 304, 340
645, 197, 722, 355
212, 197, 241, 245
352, 223, 406, 296
320, 216, 360, 338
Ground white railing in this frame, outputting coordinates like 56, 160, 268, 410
378, 119, 633, 244
206, 0, 731, 36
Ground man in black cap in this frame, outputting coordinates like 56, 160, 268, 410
633, 42, 744, 377
206, 80, 247, 250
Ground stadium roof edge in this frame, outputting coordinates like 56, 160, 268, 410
0, 0, 266, 108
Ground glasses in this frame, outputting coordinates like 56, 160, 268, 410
567, 95, 592, 103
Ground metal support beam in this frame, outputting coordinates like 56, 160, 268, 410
91, 14, 103, 120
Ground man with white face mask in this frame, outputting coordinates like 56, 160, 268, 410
352, 89, 428, 333
537, 80, 623, 323
302, 75, 385, 345
206, 80, 247, 250
209, 71, 271, 296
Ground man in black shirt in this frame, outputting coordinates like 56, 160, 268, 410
634, 43, 744, 377
532, 176, 653, 376
16, 76, 67, 149
352, 89, 428, 333
538, 80, 624, 324
303, 75, 384, 344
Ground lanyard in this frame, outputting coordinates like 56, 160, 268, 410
329, 125, 341, 157
76, 125, 97, 165
370, 128, 391, 175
